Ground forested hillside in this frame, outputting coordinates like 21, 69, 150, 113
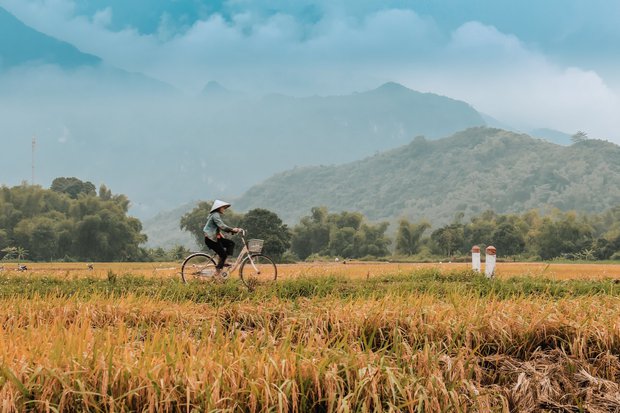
236, 127, 620, 224
1, 77, 486, 216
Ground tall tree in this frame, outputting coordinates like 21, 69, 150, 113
570, 131, 589, 144
533, 211, 593, 260
431, 224, 465, 256
291, 207, 391, 259
396, 219, 430, 255
51, 177, 96, 199
291, 207, 331, 259
491, 222, 526, 256
241, 209, 291, 259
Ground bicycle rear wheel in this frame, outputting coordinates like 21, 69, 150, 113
181, 253, 217, 283
239, 254, 277, 289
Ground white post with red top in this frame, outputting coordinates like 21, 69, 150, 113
471, 245, 481, 272
485, 246, 496, 278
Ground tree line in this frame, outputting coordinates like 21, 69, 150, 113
181, 202, 620, 261
0, 179, 145, 261
180, 204, 391, 261
1, 180, 618, 262
416, 208, 620, 261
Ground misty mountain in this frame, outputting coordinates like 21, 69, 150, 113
0, 7, 100, 69
235, 127, 620, 225
0, 6, 175, 94
142, 201, 198, 249
0, 79, 486, 218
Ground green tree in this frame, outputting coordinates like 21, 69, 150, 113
51, 177, 96, 199
355, 222, 391, 257
328, 211, 364, 231
170, 245, 191, 260
491, 222, 526, 256
570, 131, 589, 144
431, 224, 465, 256
98, 184, 112, 200
533, 212, 593, 260
592, 235, 620, 260
396, 219, 430, 255
241, 208, 291, 259
0, 181, 147, 262
13, 216, 59, 261
2, 246, 29, 265
291, 207, 331, 259
292, 207, 390, 259
0, 229, 8, 251
1, 246, 17, 261
463, 211, 497, 249
15, 246, 28, 265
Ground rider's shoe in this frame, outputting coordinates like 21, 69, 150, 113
213, 268, 227, 283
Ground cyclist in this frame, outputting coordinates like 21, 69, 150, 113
203, 200, 242, 277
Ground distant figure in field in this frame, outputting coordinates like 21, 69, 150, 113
87, 264, 94, 270
203, 200, 242, 278
17, 264, 27, 271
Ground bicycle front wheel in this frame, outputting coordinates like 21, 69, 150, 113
239, 254, 277, 289
181, 253, 217, 283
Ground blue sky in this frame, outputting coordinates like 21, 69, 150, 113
2, 0, 620, 141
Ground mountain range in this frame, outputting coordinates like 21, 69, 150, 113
3, 6, 607, 250
0, 7, 493, 218
0, 7, 99, 69
236, 127, 620, 225
142, 128, 620, 248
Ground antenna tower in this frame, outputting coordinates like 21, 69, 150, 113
31, 136, 36, 185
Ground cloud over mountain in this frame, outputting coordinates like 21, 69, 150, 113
2, 0, 619, 142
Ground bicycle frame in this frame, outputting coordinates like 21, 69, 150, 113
221, 230, 259, 276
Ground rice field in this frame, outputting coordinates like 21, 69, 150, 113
1, 261, 620, 412
4, 260, 620, 281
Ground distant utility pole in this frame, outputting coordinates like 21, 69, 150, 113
31, 136, 36, 185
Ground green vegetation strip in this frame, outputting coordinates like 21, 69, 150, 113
1, 269, 619, 302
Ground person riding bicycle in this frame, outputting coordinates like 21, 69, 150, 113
203, 200, 242, 277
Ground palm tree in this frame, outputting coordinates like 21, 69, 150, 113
1, 247, 17, 261
15, 247, 28, 267
570, 131, 589, 144
1, 246, 28, 267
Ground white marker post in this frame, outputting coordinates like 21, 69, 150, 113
485, 246, 496, 278
471, 245, 481, 273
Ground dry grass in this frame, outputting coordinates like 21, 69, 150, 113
3, 261, 620, 281
1, 262, 620, 411
2, 294, 620, 411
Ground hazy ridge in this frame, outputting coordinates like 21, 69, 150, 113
236, 127, 620, 225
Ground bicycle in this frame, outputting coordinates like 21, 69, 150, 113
180, 230, 277, 289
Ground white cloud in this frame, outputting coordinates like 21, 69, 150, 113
1, 0, 619, 142
92, 7, 112, 28
397, 21, 620, 141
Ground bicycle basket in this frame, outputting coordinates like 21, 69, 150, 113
247, 239, 264, 253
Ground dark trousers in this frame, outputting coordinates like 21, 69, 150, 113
205, 237, 235, 269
